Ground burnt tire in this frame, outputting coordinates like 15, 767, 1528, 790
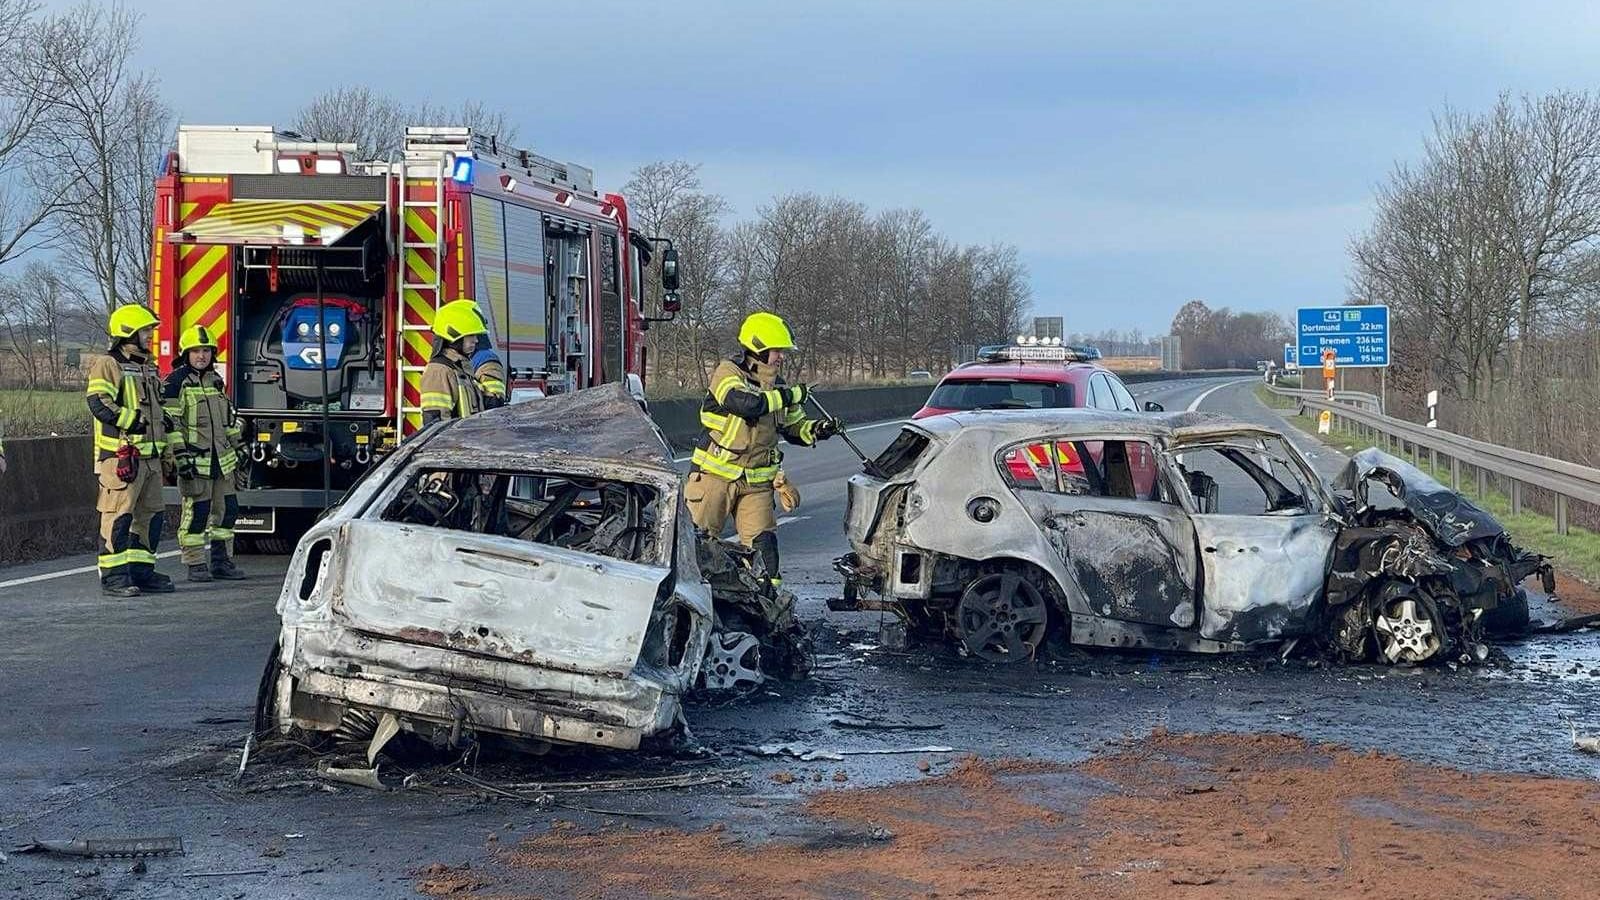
253, 639, 282, 737
955, 570, 1050, 663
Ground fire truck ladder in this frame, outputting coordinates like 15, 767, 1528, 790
395, 158, 446, 435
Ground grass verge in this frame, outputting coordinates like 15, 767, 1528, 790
0, 388, 86, 437
1253, 384, 1600, 587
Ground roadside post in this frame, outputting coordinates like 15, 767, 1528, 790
1427, 390, 1438, 428
1298, 304, 1390, 411
1321, 348, 1337, 400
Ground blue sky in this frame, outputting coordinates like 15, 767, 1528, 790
116, 0, 1600, 334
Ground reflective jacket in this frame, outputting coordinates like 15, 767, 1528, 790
85, 346, 170, 465
161, 363, 243, 478
419, 349, 484, 428
691, 356, 820, 483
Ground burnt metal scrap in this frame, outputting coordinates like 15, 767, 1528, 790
835, 410, 1553, 668
1325, 449, 1554, 664
258, 384, 811, 764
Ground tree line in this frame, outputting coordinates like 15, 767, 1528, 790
1168, 299, 1289, 370
1348, 91, 1600, 470
623, 161, 1031, 390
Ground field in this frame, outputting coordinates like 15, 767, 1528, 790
0, 388, 87, 438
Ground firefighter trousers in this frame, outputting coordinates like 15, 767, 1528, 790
96, 455, 165, 585
178, 475, 237, 566
684, 471, 781, 584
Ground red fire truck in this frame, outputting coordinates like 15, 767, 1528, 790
149, 124, 679, 542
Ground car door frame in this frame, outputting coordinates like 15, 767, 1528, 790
1002, 431, 1202, 632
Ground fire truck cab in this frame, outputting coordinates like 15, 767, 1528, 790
151, 124, 676, 540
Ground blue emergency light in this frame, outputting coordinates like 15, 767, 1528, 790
450, 153, 475, 184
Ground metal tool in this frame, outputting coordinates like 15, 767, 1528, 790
804, 392, 885, 477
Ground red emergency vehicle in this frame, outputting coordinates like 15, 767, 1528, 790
148, 125, 678, 539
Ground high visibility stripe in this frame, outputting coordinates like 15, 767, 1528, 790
87, 378, 117, 396
420, 392, 453, 410
798, 420, 818, 445
404, 207, 438, 246
178, 244, 231, 363
177, 201, 381, 242
98, 551, 132, 569
691, 447, 745, 480
211, 527, 234, 540
125, 548, 157, 565
115, 406, 137, 428
745, 465, 779, 484
764, 389, 783, 413
712, 375, 744, 404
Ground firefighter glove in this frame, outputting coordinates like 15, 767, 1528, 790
784, 384, 808, 407
814, 417, 843, 440
774, 470, 801, 512
176, 454, 199, 481
115, 444, 138, 483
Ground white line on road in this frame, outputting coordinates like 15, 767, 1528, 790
0, 550, 182, 590
776, 515, 811, 527
1186, 379, 1244, 412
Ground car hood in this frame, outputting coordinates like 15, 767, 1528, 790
1334, 447, 1506, 547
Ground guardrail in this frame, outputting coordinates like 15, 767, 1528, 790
1262, 380, 1384, 414
1266, 383, 1600, 534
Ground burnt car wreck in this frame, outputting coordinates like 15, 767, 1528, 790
834, 410, 1552, 667
258, 384, 805, 758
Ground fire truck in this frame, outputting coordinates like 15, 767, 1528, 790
149, 124, 679, 543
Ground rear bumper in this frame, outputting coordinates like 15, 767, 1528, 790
274, 624, 684, 751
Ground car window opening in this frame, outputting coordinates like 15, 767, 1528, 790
1001, 438, 1166, 502
382, 468, 662, 564
1175, 440, 1311, 515
872, 430, 931, 478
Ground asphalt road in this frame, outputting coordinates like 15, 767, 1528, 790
2, 376, 1597, 899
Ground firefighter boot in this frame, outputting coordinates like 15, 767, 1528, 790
101, 569, 141, 598
210, 540, 246, 580
187, 563, 214, 583
132, 564, 176, 593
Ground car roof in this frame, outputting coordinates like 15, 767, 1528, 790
938, 361, 1103, 383
413, 382, 678, 479
906, 407, 1280, 443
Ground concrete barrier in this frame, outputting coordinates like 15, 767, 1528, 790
0, 436, 98, 566
650, 384, 935, 452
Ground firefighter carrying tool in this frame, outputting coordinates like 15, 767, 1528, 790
687, 312, 841, 589
163, 325, 248, 582
87, 305, 176, 598
419, 299, 491, 429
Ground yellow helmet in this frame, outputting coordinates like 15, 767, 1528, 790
431, 299, 490, 342
738, 311, 796, 354
179, 324, 218, 353
108, 305, 159, 339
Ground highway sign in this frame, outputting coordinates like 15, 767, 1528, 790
1297, 305, 1388, 368
1283, 344, 1294, 367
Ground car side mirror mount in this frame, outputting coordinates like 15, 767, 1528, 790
1144, 401, 1165, 412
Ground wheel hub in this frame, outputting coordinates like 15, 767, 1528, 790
1373, 597, 1440, 664
956, 572, 1049, 663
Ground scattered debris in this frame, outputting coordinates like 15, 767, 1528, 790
14, 836, 184, 858
1570, 725, 1600, 754
833, 771, 849, 782
128, 860, 146, 874
261, 846, 284, 859
750, 743, 954, 762
316, 761, 388, 791
771, 771, 796, 785
235, 732, 253, 782
916, 760, 932, 773
368, 713, 401, 765
181, 868, 269, 878
828, 712, 944, 732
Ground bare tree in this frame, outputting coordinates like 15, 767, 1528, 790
0, 0, 54, 272
31, 1, 169, 314
295, 86, 521, 160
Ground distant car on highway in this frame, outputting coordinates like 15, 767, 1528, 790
914, 343, 1161, 421
907, 370, 934, 382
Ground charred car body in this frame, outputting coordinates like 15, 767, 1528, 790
261, 385, 801, 756
835, 410, 1550, 666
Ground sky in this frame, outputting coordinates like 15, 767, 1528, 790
102, 0, 1600, 334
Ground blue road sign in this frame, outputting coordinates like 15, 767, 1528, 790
1283, 344, 1295, 367
1297, 305, 1389, 368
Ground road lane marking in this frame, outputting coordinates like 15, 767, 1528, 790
0, 550, 182, 589
777, 515, 811, 526
1186, 379, 1244, 412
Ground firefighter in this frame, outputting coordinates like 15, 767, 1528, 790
419, 299, 491, 427
162, 325, 247, 582
86, 305, 175, 597
687, 311, 840, 589
470, 345, 508, 409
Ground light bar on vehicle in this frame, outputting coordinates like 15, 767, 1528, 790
998, 345, 1070, 361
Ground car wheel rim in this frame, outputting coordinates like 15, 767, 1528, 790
1373, 597, 1441, 664
957, 572, 1049, 663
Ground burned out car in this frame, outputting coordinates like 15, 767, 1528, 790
834, 409, 1550, 666
260, 384, 799, 757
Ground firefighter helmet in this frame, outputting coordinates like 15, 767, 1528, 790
431, 299, 490, 342
108, 305, 159, 339
179, 325, 218, 353
738, 312, 796, 354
